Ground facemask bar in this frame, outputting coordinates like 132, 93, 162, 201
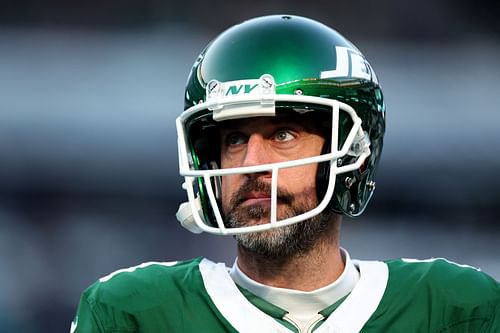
176, 94, 369, 235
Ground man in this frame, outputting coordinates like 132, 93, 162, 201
71, 15, 499, 332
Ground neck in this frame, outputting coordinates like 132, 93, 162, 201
236, 217, 343, 291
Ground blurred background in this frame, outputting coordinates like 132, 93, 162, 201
1, 0, 499, 331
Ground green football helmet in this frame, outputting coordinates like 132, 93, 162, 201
176, 15, 385, 235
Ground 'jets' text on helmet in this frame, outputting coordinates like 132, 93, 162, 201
176, 15, 385, 235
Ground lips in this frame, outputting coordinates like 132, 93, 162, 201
230, 179, 293, 209
241, 192, 271, 206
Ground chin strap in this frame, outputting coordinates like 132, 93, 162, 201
177, 159, 223, 234
176, 201, 204, 234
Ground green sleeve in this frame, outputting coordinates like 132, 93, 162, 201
71, 293, 106, 333
71, 283, 139, 333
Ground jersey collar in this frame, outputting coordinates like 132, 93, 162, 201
229, 248, 360, 319
199, 257, 388, 333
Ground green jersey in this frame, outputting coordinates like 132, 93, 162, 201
71, 257, 499, 332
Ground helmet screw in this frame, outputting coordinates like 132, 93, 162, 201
337, 158, 343, 166
260, 74, 274, 88
344, 177, 355, 189
367, 181, 376, 192
207, 80, 220, 93
294, 89, 303, 95
349, 203, 356, 213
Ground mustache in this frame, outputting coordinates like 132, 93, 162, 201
229, 178, 294, 208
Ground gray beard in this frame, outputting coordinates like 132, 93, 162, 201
224, 181, 334, 259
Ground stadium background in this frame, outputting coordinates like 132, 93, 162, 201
0, 1, 499, 331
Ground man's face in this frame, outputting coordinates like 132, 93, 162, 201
218, 115, 329, 256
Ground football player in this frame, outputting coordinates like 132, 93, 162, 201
71, 15, 499, 332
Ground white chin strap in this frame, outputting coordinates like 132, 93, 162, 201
176, 201, 203, 234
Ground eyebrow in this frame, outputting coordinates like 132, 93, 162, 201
219, 115, 306, 129
219, 115, 327, 138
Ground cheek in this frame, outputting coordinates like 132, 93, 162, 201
220, 175, 237, 210
278, 163, 319, 193
279, 135, 323, 193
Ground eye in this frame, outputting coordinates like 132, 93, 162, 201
225, 132, 247, 146
273, 130, 295, 142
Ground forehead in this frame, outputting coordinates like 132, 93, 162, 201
218, 113, 325, 134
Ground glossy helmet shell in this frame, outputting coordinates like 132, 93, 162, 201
181, 15, 385, 231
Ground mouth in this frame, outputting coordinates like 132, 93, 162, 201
240, 192, 271, 206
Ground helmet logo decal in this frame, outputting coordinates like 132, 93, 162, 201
225, 83, 259, 96
321, 46, 379, 84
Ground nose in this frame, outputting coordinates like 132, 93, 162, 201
241, 133, 271, 168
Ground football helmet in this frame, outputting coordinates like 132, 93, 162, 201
176, 15, 385, 235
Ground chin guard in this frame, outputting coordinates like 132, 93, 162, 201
176, 201, 203, 234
